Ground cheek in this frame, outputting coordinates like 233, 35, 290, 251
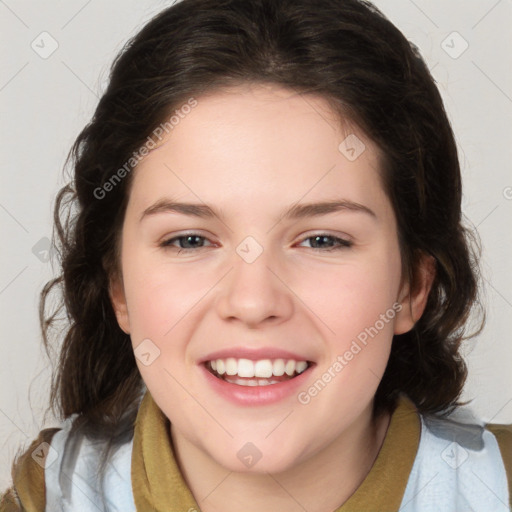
292, 248, 401, 404
121, 260, 210, 406
121, 250, 219, 349
297, 253, 401, 340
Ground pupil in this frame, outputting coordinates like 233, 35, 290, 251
315, 235, 330, 247
184, 235, 201, 248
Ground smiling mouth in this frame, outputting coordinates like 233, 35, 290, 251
205, 357, 312, 387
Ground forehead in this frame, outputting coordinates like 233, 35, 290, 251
127, 83, 388, 218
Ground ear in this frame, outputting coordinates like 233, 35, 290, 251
394, 253, 436, 335
109, 274, 131, 334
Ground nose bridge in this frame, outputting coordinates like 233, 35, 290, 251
215, 236, 293, 326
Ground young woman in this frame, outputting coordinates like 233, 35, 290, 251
2, 0, 510, 510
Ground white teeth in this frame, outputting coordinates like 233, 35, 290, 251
272, 359, 285, 376
238, 358, 255, 378
216, 359, 225, 375
225, 358, 237, 376
296, 361, 308, 373
254, 359, 273, 378
285, 360, 296, 376
210, 357, 309, 379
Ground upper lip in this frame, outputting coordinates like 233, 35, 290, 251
199, 347, 314, 364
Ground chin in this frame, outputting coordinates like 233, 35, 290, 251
205, 438, 308, 475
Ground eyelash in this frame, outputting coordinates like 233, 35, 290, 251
159, 233, 353, 252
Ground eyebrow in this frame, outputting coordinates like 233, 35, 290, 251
139, 198, 376, 223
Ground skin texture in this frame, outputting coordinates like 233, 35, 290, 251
110, 83, 433, 511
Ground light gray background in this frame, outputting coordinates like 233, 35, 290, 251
1, 0, 511, 488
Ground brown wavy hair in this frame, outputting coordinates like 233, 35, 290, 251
41, 0, 482, 450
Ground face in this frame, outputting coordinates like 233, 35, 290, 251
110, 83, 427, 473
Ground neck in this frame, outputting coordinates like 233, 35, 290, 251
170, 404, 391, 512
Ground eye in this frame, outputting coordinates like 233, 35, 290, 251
160, 233, 213, 252
159, 232, 353, 253
297, 234, 353, 251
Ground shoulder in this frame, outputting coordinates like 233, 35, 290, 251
43, 417, 135, 511
399, 406, 512, 512
486, 422, 512, 508
0, 427, 61, 511
486, 421, 512, 457
1, 418, 136, 512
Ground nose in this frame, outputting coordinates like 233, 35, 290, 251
215, 248, 294, 329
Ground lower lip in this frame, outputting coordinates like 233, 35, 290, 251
200, 364, 313, 406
